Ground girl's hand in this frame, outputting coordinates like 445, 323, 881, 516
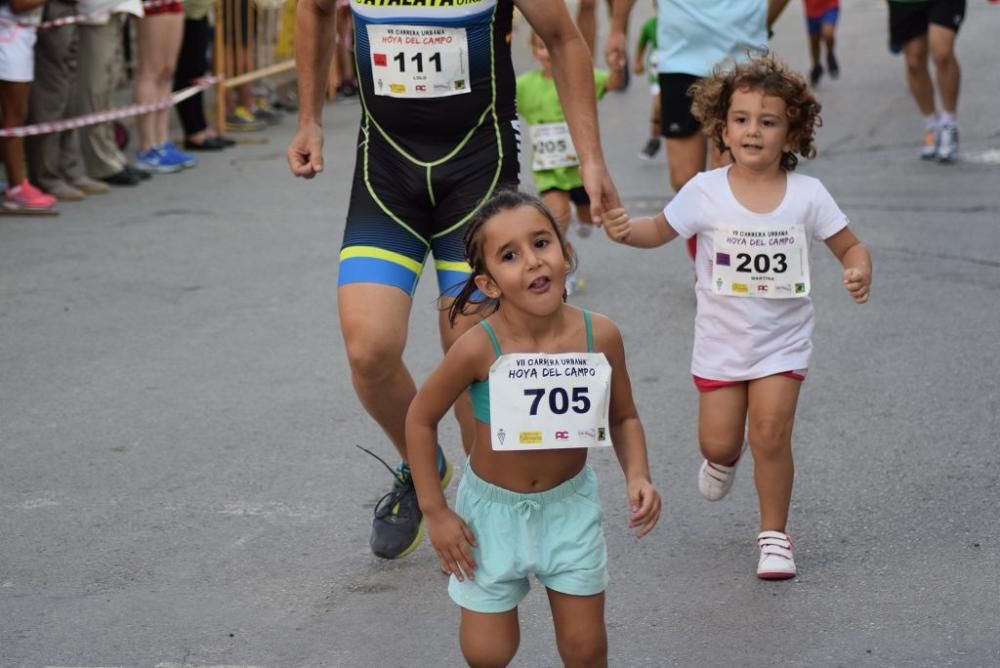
627, 478, 661, 539
843, 266, 871, 304
603, 207, 632, 243
425, 507, 478, 581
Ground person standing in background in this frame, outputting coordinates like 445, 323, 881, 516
26, 0, 110, 201
803, 0, 840, 86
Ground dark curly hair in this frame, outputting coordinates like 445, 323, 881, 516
690, 53, 822, 171
445, 190, 573, 326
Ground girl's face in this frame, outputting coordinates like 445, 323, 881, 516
474, 205, 570, 314
722, 87, 791, 173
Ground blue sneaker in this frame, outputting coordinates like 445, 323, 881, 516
159, 142, 198, 169
135, 147, 183, 174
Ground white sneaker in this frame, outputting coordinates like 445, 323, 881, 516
756, 530, 796, 580
697, 444, 745, 501
937, 124, 959, 162
565, 271, 584, 297
920, 127, 940, 160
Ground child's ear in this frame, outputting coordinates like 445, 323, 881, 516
474, 273, 501, 299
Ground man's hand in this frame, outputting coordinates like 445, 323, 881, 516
287, 122, 325, 179
581, 160, 622, 227
604, 29, 629, 75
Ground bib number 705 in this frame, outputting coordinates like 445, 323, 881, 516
523, 387, 591, 416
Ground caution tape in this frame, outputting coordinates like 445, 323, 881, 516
7, 0, 182, 29
0, 76, 220, 138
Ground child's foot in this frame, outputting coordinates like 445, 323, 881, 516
697, 444, 745, 501
809, 64, 823, 87
3, 180, 57, 211
637, 136, 661, 160
756, 531, 796, 580
565, 270, 585, 297
576, 221, 593, 238
826, 52, 840, 78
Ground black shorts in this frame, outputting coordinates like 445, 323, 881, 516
888, 0, 966, 53
541, 186, 590, 206
339, 116, 520, 297
658, 73, 702, 139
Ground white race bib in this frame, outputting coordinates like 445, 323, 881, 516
529, 122, 579, 171
366, 24, 471, 99
488, 353, 612, 451
711, 224, 811, 298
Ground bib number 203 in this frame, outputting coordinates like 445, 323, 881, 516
524, 387, 591, 416
736, 253, 787, 274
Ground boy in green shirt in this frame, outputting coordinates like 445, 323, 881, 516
516, 31, 624, 294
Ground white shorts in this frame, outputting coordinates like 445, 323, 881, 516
0, 22, 38, 83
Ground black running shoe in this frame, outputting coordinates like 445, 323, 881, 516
827, 52, 840, 79
360, 445, 453, 560
638, 137, 661, 160
809, 64, 823, 87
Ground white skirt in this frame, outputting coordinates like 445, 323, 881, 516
0, 18, 39, 83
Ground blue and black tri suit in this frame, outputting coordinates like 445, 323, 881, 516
340, 0, 520, 297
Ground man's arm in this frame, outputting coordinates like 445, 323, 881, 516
605, 0, 637, 71
287, 0, 338, 178
517, 0, 622, 223
767, 0, 791, 29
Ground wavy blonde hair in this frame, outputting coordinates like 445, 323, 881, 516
690, 53, 822, 171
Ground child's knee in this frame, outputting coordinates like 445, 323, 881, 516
556, 630, 607, 667
461, 638, 518, 668
748, 417, 791, 458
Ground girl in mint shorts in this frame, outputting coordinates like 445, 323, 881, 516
407, 191, 662, 667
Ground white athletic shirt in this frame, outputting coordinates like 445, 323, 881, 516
664, 166, 849, 381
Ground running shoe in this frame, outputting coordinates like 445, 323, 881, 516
937, 124, 959, 162
361, 444, 453, 560
920, 127, 940, 160
757, 530, 796, 580
565, 270, 585, 297
225, 106, 267, 132
576, 221, 594, 238
697, 443, 745, 501
809, 64, 823, 87
638, 136, 661, 160
826, 52, 840, 79
135, 147, 183, 174
3, 180, 56, 211
159, 143, 198, 169
253, 101, 283, 126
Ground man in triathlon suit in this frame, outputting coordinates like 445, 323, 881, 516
887, 0, 965, 162
288, 0, 621, 560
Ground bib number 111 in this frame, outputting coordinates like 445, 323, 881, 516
524, 387, 591, 416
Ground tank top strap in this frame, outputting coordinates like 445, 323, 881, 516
479, 320, 502, 358
583, 310, 594, 352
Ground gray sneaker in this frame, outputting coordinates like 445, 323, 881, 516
920, 127, 940, 160
936, 124, 959, 162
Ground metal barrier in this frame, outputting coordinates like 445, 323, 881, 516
213, 0, 296, 131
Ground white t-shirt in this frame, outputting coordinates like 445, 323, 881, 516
664, 166, 849, 381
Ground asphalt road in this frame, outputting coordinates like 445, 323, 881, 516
2, 1, 999, 666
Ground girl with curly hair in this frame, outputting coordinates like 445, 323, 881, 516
603, 54, 872, 580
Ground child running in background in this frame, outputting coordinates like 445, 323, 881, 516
516, 31, 624, 296
0, 0, 56, 211
634, 1, 661, 160
604, 54, 871, 580
803, 0, 840, 86
407, 190, 661, 666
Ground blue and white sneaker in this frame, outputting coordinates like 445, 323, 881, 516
135, 147, 183, 174
159, 142, 198, 169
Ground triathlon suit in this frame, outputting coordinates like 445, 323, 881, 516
342, 0, 521, 298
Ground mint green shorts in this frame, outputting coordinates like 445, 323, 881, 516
448, 463, 609, 613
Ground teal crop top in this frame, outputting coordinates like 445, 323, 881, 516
470, 310, 595, 425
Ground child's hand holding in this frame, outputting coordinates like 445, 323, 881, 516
843, 266, 871, 304
426, 507, 478, 581
603, 207, 632, 243
627, 477, 661, 539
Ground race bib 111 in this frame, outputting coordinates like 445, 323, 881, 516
712, 224, 811, 298
366, 24, 471, 99
488, 352, 612, 451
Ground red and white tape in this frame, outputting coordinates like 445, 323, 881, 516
0, 76, 219, 138
7, 0, 183, 29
